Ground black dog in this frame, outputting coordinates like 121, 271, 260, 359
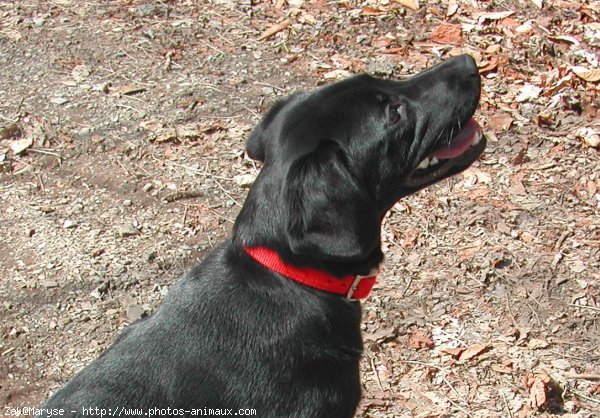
37, 55, 485, 417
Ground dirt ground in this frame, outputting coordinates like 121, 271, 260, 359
1, 1, 599, 417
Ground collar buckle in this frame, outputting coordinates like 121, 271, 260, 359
346, 275, 368, 301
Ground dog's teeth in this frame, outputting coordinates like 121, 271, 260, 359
472, 131, 482, 146
417, 158, 430, 170
429, 156, 439, 166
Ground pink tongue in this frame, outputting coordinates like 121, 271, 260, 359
431, 119, 481, 159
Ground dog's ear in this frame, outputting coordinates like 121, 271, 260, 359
246, 124, 268, 162
283, 140, 380, 261
246, 95, 299, 162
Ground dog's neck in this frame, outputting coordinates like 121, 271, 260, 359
232, 172, 384, 278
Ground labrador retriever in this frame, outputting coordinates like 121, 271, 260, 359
37, 54, 486, 418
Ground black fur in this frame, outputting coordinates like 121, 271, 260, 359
38, 55, 484, 418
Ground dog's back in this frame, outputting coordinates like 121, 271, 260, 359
39, 243, 363, 417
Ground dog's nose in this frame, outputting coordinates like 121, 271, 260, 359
445, 54, 481, 92
393, 54, 481, 113
459, 54, 479, 78
443, 54, 480, 82
398, 54, 480, 93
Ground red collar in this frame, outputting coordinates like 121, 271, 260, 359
243, 246, 377, 300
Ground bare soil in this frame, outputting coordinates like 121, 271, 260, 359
1, 1, 599, 417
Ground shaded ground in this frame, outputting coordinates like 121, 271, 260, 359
1, 1, 599, 417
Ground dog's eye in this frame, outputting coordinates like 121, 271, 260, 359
386, 104, 403, 124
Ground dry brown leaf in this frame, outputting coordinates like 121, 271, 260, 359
463, 167, 492, 184
323, 69, 352, 80
154, 130, 178, 143
490, 364, 512, 374
458, 344, 490, 362
331, 54, 353, 70
71, 64, 90, 83
408, 330, 435, 349
526, 372, 552, 410
488, 112, 513, 131
477, 10, 515, 23
10, 137, 33, 155
509, 179, 527, 196
361, 6, 386, 16
393, 0, 420, 11
191, 204, 219, 231
198, 122, 226, 134
446, 0, 458, 17
531, 0, 543, 8
258, 19, 291, 41
528, 338, 549, 350
515, 84, 542, 103
440, 347, 464, 358
430, 24, 462, 45
549, 35, 580, 45
575, 127, 600, 148
139, 120, 165, 132
462, 188, 490, 200
479, 58, 498, 73
110, 85, 146, 96
399, 228, 419, 248
516, 21, 534, 34
512, 146, 528, 166
364, 326, 397, 342
372, 37, 395, 49
571, 66, 600, 82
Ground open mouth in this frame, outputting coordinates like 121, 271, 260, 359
404, 119, 487, 189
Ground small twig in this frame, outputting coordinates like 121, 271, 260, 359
549, 350, 598, 362
214, 179, 242, 207
369, 356, 385, 392
28, 148, 61, 159
570, 304, 600, 313
162, 160, 232, 181
501, 391, 514, 418
116, 103, 145, 116
196, 82, 226, 93
401, 276, 413, 297
15, 97, 24, 116
504, 293, 519, 328
0, 113, 17, 123
199, 40, 225, 55
241, 105, 259, 118
402, 359, 447, 372
537, 162, 556, 170
258, 19, 292, 41
445, 392, 472, 417
115, 159, 131, 176
215, 31, 235, 46
554, 227, 573, 252
163, 190, 204, 203
36, 174, 45, 194
572, 391, 600, 405
1, 347, 16, 357
194, 114, 240, 120
442, 376, 462, 402
209, 209, 235, 224
256, 81, 286, 92
182, 205, 188, 226
564, 373, 600, 381
437, 371, 472, 417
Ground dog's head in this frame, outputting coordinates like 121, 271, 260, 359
240, 55, 486, 271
